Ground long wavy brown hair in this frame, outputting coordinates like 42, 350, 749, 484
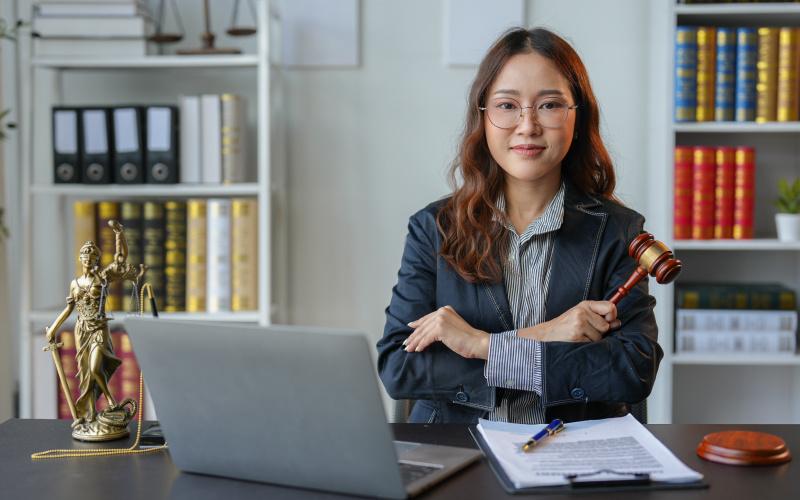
437, 27, 618, 283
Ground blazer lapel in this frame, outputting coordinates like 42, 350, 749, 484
546, 190, 607, 320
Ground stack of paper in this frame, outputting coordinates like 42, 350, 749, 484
474, 414, 703, 490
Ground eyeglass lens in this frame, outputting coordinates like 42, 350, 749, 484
484, 97, 572, 129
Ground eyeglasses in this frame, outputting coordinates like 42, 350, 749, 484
479, 97, 578, 129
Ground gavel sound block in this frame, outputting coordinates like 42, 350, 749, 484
609, 233, 682, 305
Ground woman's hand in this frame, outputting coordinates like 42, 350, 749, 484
403, 306, 490, 359
517, 300, 620, 343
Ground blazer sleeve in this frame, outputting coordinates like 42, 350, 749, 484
376, 209, 493, 408
541, 212, 663, 407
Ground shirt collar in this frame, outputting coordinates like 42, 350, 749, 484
496, 182, 565, 238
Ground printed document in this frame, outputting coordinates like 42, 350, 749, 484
476, 414, 703, 488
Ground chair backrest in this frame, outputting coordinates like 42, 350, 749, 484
629, 400, 648, 424
392, 399, 416, 423
392, 399, 648, 424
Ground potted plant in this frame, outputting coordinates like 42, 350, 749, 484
772, 177, 800, 241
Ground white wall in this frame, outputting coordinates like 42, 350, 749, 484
0, 0, 652, 418
284, 0, 652, 349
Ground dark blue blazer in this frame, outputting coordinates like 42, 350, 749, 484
376, 184, 662, 424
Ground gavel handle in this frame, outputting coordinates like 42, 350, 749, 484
609, 266, 648, 305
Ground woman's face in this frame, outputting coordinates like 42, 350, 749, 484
484, 51, 576, 190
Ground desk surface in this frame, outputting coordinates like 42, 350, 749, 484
1, 419, 797, 499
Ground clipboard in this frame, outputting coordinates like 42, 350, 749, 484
468, 426, 708, 494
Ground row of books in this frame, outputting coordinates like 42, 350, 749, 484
676, 282, 797, 310
675, 26, 800, 122
56, 329, 142, 420
673, 145, 755, 240
73, 198, 258, 314
676, 309, 797, 354
33, 2, 155, 57
53, 94, 246, 185
675, 282, 798, 355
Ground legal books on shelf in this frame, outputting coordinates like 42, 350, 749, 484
673, 145, 754, 240
675, 282, 798, 355
674, 24, 800, 123
72, 198, 259, 315
676, 282, 797, 310
181, 93, 249, 185
675, 308, 797, 355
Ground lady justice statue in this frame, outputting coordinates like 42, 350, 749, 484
45, 220, 147, 441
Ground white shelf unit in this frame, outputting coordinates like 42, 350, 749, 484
648, 1, 800, 424
10, 0, 286, 419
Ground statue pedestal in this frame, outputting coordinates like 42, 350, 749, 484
72, 398, 137, 442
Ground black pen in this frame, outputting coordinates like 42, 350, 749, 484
521, 419, 564, 451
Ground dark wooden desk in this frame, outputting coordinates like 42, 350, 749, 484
1, 419, 797, 499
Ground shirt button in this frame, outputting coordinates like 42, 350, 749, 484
571, 388, 585, 399
456, 391, 469, 402
505, 380, 515, 387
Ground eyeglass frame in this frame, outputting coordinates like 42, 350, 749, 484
478, 96, 578, 129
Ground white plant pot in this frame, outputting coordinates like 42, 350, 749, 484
775, 213, 800, 241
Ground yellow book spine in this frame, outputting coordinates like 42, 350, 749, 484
777, 27, 800, 122
230, 198, 258, 312
185, 199, 207, 312
72, 201, 96, 278
164, 201, 187, 312
97, 201, 122, 311
756, 27, 780, 123
696, 27, 717, 122
221, 93, 246, 184
143, 201, 166, 312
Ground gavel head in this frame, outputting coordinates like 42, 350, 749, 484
629, 233, 682, 284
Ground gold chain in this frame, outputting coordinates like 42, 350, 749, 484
32, 283, 166, 460
31, 371, 167, 459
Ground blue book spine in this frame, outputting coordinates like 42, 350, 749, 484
715, 28, 737, 121
675, 26, 698, 122
735, 27, 758, 122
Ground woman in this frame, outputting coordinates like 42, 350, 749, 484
376, 27, 661, 424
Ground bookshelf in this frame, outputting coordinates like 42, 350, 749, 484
5, 0, 286, 419
648, 1, 800, 424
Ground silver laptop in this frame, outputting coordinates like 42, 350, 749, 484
124, 318, 481, 499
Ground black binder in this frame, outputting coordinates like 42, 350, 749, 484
52, 107, 82, 183
468, 427, 708, 495
80, 107, 114, 184
112, 106, 146, 184
145, 106, 180, 184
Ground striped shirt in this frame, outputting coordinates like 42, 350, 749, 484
483, 183, 565, 424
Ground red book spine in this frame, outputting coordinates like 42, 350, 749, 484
674, 146, 694, 239
692, 147, 716, 239
56, 329, 80, 419
734, 147, 756, 239
109, 330, 124, 408
714, 147, 736, 239
117, 330, 142, 420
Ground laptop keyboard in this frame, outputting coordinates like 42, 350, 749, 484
398, 462, 440, 485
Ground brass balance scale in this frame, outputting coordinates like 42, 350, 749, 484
150, 0, 257, 54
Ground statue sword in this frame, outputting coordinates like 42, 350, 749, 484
43, 327, 78, 421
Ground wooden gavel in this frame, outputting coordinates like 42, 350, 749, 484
609, 233, 682, 304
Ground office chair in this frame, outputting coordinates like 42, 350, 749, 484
391, 399, 648, 424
